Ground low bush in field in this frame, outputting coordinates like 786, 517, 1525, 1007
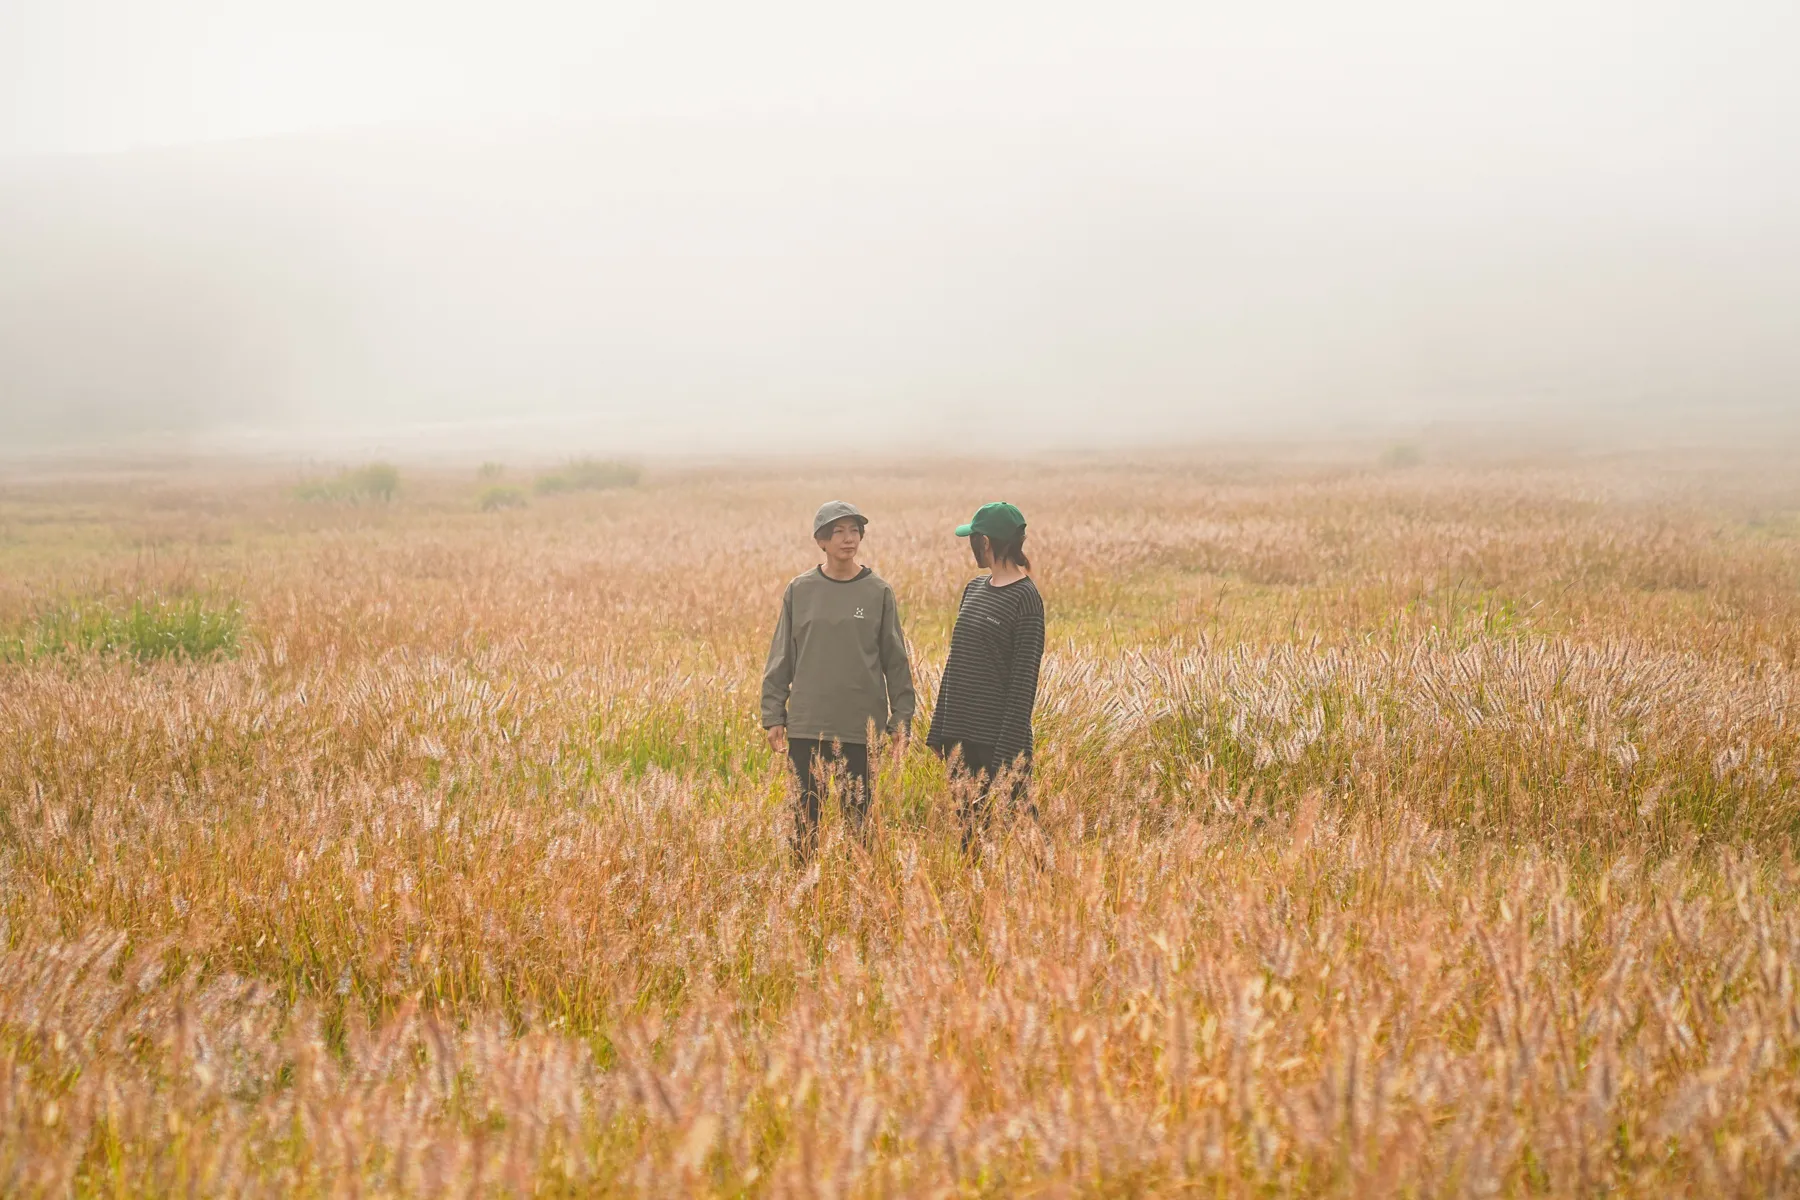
2, 594, 244, 663
477, 485, 528, 512
534, 457, 641, 494
1380, 441, 1424, 468
293, 462, 401, 504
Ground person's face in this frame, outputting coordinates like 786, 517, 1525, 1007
969, 533, 992, 569
817, 518, 863, 563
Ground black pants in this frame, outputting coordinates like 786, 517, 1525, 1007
787, 738, 871, 859
933, 739, 1033, 852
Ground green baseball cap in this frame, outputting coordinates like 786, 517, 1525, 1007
955, 501, 1026, 540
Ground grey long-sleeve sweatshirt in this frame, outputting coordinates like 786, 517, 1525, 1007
761, 566, 915, 744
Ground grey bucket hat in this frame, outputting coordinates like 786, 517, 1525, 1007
812, 500, 868, 537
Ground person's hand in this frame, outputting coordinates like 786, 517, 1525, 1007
766, 725, 787, 754
887, 726, 909, 761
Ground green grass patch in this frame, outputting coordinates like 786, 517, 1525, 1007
293, 462, 401, 505
3, 594, 245, 664
534, 458, 641, 495
570, 710, 744, 779
477, 486, 528, 512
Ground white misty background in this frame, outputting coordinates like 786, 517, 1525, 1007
1, 0, 1796, 455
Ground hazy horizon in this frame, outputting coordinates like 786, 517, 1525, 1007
3, 1, 1797, 457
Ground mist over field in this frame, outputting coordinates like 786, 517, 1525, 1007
2, 0, 1798, 457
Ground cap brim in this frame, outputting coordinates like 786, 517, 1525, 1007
954, 523, 973, 537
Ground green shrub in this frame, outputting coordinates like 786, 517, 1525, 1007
3, 594, 245, 664
478, 486, 528, 512
1380, 442, 1424, 469
350, 462, 400, 501
293, 462, 401, 504
534, 458, 641, 495
291, 479, 338, 503
478, 461, 506, 479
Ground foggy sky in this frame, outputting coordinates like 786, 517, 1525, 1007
2, 1, 1798, 455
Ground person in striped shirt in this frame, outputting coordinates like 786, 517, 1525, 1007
926, 502, 1045, 852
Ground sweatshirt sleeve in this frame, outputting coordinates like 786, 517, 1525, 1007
993, 590, 1045, 767
760, 585, 795, 729
879, 584, 916, 732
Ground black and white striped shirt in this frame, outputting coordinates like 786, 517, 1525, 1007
927, 575, 1046, 766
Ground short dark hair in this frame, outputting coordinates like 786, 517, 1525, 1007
974, 529, 1030, 569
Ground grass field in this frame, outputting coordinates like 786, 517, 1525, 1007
3, 446, 1800, 1196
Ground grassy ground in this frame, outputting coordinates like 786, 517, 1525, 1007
2, 447, 1799, 1195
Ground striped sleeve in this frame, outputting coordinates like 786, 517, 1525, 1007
994, 588, 1045, 766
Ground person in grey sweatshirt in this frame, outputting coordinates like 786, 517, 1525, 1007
761, 500, 916, 859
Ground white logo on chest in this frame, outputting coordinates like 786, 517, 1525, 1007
854, 607, 865, 619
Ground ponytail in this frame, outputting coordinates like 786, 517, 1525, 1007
990, 529, 1030, 570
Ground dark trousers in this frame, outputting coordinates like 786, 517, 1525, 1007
786, 737, 871, 859
934, 739, 1033, 852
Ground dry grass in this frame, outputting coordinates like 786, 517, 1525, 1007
2, 448, 1799, 1195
